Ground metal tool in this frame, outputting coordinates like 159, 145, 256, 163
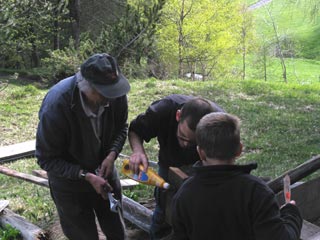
108, 192, 120, 213
283, 174, 291, 203
95, 168, 121, 213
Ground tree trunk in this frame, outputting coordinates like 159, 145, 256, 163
267, 8, 287, 83
68, 0, 80, 49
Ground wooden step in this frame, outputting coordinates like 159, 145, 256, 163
0, 140, 35, 163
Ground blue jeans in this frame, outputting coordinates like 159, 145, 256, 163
149, 166, 172, 239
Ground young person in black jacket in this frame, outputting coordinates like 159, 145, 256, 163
171, 112, 302, 240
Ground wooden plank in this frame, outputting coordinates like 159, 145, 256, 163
0, 200, 9, 213
0, 166, 49, 187
167, 167, 189, 190
122, 195, 152, 232
268, 155, 320, 194
0, 140, 35, 163
120, 178, 139, 188
0, 166, 151, 232
0, 208, 48, 240
276, 176, 320, 222
32, 169, 139, 189
0, 139, 158, 168
301, 220, 320, 240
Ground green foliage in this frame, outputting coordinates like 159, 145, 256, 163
0, 0, 70, 69
252, 0, 320, 60
156, 0, 247, 79
0, 224, 22, 240
9, 85, 39, 99
241, 55, 320, 83
123, 185, 154, 201
106, 0, 166, 78
41, 35, 96, 83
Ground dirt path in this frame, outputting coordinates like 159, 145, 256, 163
48, 217, 150, 240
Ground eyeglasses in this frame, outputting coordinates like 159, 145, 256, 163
176, 122, 196, 147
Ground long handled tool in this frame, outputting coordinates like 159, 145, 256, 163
283, 174, 291, 203
107, 192, 126, 236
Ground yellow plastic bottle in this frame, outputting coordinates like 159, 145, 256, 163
121, 159, 170, 189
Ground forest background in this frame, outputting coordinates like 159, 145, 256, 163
0, 0, 319, 239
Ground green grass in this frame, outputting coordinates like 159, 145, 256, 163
0, 224, 22, 240
0, 74, 319, 233
237, 56, 320, 83
252, 0, 320, 60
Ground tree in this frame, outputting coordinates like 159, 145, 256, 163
156, 0, 244, 79
266, 7, 287, 83
0, 0, 70, 68
239, 4, 255, 80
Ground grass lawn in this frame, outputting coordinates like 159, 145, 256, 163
0, 74, 319, 232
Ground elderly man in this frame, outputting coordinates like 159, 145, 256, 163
36, 53, 130, 240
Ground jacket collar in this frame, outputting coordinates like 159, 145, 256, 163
193, 161, 257, 173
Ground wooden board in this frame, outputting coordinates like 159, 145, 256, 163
0, 140, 35, 163
0, 140, 158, 168
301, 220, 320, 240
0, 166, 49, 188
31, 169, 139, 189
268, 155, 320, 194
0, 200, 9, 213
0, 208, 48, 239
0, 166, 151, 232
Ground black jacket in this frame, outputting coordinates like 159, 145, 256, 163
129, 94, 224, 169
36, 75, 128, 191
171, 162, 302, 240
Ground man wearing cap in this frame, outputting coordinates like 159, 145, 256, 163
36, 53, 130, 240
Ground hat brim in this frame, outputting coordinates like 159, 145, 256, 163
91, 73, 130, 98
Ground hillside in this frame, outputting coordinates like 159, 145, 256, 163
251, 0, 320, 59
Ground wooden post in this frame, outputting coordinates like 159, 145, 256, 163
268, 155, 320, 193
0, 166, 152, 232
0, 208, 48, 240
0, 166, 49, 187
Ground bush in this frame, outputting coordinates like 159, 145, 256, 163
0, 224, 22, 240
41, 36, 96, 84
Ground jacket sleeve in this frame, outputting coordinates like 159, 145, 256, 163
129, 98, 173, 142
36, 92, 81, 180
107, 95, 129, 156
251, 182, 303, 240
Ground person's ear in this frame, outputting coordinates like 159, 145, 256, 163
236, 143, 243, 157
197, 146, 206, 161
176, 109, 181, 122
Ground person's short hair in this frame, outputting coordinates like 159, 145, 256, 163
196, 112, 241, 161
180, 97, 215, 131
77, 74, 93, 93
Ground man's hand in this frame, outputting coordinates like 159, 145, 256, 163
129, 152, 149, 174
86, 173, 113, 200
99, 152, 116, 179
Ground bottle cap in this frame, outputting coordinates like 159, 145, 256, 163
163, 182, 170, 189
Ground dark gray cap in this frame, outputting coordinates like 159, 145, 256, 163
80, 53, 130, 98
